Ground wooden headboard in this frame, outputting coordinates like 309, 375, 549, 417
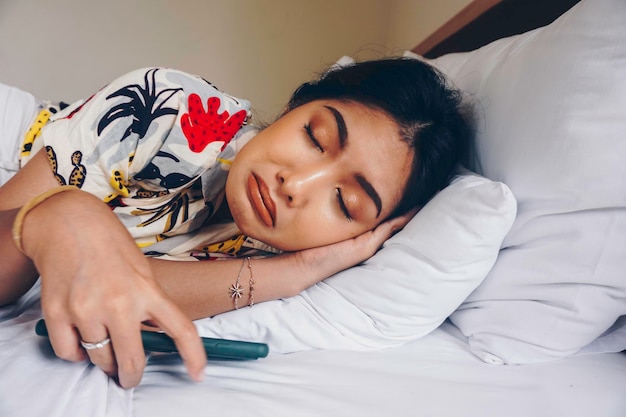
412, 0, 581, 58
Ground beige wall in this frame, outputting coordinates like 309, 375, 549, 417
0, 1, 466, 120
385, 0, 473, 52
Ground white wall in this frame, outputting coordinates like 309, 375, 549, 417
0, 1, 467, 120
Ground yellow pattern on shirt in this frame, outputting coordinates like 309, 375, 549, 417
20, 108, 51, 158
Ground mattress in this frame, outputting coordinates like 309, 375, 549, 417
1, 283, 625, 417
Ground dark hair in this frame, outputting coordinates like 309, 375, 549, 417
284, 57, 471, 216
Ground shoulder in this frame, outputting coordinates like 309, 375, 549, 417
110, 67, 247, 106
104, 67, 252, 129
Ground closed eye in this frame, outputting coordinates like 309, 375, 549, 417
303, 123, 324, 152
336, 188, 353, 222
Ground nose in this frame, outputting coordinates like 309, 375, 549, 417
277, 165, 328, 207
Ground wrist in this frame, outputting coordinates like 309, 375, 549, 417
278, 251, 327, 296
243, 254, 311, 301
15, 186, 79, 257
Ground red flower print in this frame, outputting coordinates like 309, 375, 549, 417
181, 94, 247, 153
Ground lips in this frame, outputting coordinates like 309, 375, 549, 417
247, 173, 276, 227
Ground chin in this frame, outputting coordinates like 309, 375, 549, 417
247, 231, 291, 251
242, 229, 305, 252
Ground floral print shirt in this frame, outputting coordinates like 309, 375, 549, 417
20, 67, 278, 260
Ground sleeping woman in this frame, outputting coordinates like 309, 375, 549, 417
0, 57, 470, 388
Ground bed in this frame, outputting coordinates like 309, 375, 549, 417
1, 0, 625, 415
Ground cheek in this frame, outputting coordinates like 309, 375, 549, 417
281, 212, 364, 250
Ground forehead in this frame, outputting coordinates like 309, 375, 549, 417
323, 100, 414, 213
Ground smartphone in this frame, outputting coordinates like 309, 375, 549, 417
35, 319, 269, 360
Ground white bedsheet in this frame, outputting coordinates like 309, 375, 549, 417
1, 284, 625, 417
135, 329, 626, 417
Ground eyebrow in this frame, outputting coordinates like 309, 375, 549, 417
356, 174, 382, 218
324, 105, 348, 149
324, 105, 383, 218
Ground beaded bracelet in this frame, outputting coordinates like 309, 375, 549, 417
246, 257, 255, 308
12, 185, 78, 254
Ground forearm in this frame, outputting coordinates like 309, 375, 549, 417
0, 208, 39, 305
20, 188, 139, 271
0, 148, 62, 305
150, 253, 320, 320
150, 212, 413, 321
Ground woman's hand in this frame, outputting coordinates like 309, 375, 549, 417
290, 209, 418, 292
21, 189, 206, 388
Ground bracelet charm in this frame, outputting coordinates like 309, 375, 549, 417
229, 257, 247, 309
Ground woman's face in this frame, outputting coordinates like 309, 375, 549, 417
226, 99, 414, 251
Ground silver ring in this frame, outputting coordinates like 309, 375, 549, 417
80, 337, 111, 350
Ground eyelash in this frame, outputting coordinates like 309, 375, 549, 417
303, 123, 324, 152
304, 124, 351, 221
336, 188, 353, 222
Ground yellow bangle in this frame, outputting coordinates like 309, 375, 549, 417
12, 185, 78, 254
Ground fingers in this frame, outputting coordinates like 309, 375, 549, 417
150, 300, 206, 382
47, 314, 121, 380
105, 321, 146, 388
45, 316, 86, 362
77, 297, 203, 388
356, 208, 419, 256
389, 208, 419, 228
79, 323, 119, 379
377, 208, 419, 236
36, 237, 203, 387
43, 292, 204, 388
75, 321, 147, 388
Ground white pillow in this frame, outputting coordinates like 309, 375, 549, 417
0, 83, 40, 185
195, 172, 516, 353
416, 0, 626, 364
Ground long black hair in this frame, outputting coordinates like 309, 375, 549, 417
284, 57, 471, 216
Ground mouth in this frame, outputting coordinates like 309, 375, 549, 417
247, 173, 276, 228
